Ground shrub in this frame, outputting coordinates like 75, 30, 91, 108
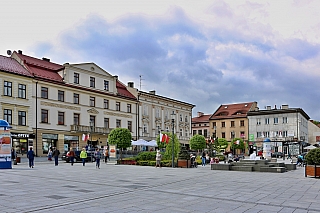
135, 151, 157, 161
305, 148, 320, 165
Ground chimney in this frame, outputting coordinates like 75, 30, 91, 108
18, 50, 22, 54
282, 104, 289, 109
197, 112, 204, 117
127, 82, 134, 88
114, 75, 118, 79
149, 90, 156, 95
266, 106, 271, 110
255, 107, 259, 111
42, 57, 50, 62
274, 105, 277, 109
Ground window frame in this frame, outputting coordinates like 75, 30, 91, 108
18, 84, 26, 99
18, 111, 26, 126
73, 113, 80, 125
58, 111, 65, 125
4, 109, 12, 124
116, 119, 121, 128
90, 96, 95, 107
104, 80, 109, 91
104, 118, 109, 128
104, 99, 109, 109
41, 109, 48, 123
41, 87, 48, 99
58, 90, 64, 102
127, 104, 131, 113
90, 77, 95, 88
4, 81, 12, 97
73, 93, 79, 104
74, 72, 79, 84
116, 102, 120, 111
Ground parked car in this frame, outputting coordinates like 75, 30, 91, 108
61, 150, 96, 163
271, 152, 284, 158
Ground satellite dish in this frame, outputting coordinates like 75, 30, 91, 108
7, 50, 12, 56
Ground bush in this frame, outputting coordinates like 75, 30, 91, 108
305, 148, 320, 165
135, 151, 157, 161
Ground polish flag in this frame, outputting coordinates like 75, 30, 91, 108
165, 134, 170, 144
85, 133, 90, 141
82, 134, 86, 141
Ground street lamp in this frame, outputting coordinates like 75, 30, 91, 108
231, 131, 235, 155
171, 112, 175, 168
90, 120, 94, 162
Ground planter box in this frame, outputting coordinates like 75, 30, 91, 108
305, 165, 320, 177
117, 160, 137, 165
177, 159, 191, 168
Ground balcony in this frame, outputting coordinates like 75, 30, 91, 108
70, 125, 111, 134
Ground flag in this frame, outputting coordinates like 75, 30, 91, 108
234, 140, 240, 145
82, 134, 86, 141
85, 133, 90, 141
160, 133, 166, 142
165, 134, 170, 144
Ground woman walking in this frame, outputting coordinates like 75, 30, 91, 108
94, 148, 102, 169
80, 148, 87, 166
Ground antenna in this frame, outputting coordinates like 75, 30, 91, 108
139, 75, 144, 91
7, 50, 12, 56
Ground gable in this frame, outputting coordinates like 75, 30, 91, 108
70, 63, 113, 77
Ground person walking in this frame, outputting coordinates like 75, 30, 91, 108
68, 148, 75, 166
287, 152, 292, 160
94, 148, 102, 169
80, 148, 87, 166
52, 147, 60, 166
155, 150, 162, 168
201, 151, 206, 166
27, 147, 35, 168
47, 148, 52, 161
104, 148, 109, 163
11, 148, 16, 165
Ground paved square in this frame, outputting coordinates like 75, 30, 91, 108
0, 159, 319, 213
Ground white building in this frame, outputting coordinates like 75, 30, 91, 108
247, 105, 310, 156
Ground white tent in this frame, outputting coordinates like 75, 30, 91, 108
304, 145, 317, 150
132, 139, 148, 146
147, 140, 158, 147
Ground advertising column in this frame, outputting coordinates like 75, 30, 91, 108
0, 120, 12, 169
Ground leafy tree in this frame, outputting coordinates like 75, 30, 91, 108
305, 148, 320, 165
218, 138, 229, 150
313, 120, 320, 125
190, 134, 206, 150
108, 128, 132, 160
230, 138, 245, 154
157, 132, 180, 161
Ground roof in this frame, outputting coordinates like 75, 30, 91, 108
14, 51, 64, 82
0, 55, 32, 77
116, 81, 136, 99
210, 102, 256, 120
192, 114, 211, 123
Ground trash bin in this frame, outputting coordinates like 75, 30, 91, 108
16, 157, 21, 163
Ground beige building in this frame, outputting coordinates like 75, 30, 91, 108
191, 112, 212, 141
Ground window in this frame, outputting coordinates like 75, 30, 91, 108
18, 84, 26, 99
156, 125, 161, 134
90, 77, 95, 88
104, 118, 109, 128
128, 121, 132, 132
58, 112, 64, 125
198, 130, 202, 135
282, 130, 288, 137
90, 97, 95, 107
73, 113, 80, 125
204, 129, 208, 137
263, 131, 269, 138
4, 81, 12, 96
116, 119, 121, 128
41, 109, 48, 123
231, 121, 235, 127
240, 120, 244, 127
257, 118, 261, 125
116, 102, 120, 111
143, 124, 147, 133
274, 117, 278, 124
213, 122, 216, 128
143, 105, 148, 115
156, 108, 160, 118
193, 130, 196, 135
283, 117, 288, 123
90, 115, 95, 128
104, 99, 109, 109
180, 114, 182, 122
222, 132, 225, 138
18, 111, 26, 126
257, 132, 262, 138
240, 131, 245, 138
104, 80, 109, 91
265, 118, 269, 124
185, 116, 188, 122
127, 104, 131, 113
74, 72, 79, 84
74, 93, 79, 104
58, 90, 64, 102
180, 129, 183, 137
4, 109, 12, 124
41, 87, 48, 99
222, 122, 225, 127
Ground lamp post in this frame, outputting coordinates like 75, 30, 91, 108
90, 121, 94, 162
171, 112, 175, 168
231, 131, 235, 155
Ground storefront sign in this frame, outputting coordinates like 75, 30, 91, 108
42, 134, 58, 140
249, 134, 254, 142
64, 136, 79, 141
11, 133, 30, 138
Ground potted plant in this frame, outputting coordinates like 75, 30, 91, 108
305, 148, 320, 177
177, 147, 191, 168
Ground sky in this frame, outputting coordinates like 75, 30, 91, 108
2, 0, 320, 120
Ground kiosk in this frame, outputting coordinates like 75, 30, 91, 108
0, 120, 12, 169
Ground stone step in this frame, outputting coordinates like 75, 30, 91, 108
260, 167, 286, 173
230, 166, 253, 172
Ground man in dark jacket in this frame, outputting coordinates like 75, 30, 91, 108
27, 147, 35, 168
52, 147, 60, 166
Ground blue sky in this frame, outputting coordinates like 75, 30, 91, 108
2, 0, 320, 119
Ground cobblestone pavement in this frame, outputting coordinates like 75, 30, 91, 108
0, 159, 319, 213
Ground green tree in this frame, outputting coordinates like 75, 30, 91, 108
108, 128, 132, 160
190, 134, 206, 150
230, 138, 245, 154
157, 132, 180, 161
218, 138, 229, 151
313, 120, 320, 125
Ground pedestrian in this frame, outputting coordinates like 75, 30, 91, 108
201, 151, 206, 166
80, 148, 87, 166
52, 147, 60, 166
94, 148, 102, 169
47, 148, 52, 161
205, 153, 210, 164
68, 148, 75, 166
27, 147, 35, 168
155, 150, 162, 168
104, 148, 109, 163
287, 152, 292, 160
11, 148, 16, 165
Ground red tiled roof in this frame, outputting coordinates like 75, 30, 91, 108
0, 55, 32, 77
16, 52, 64, 71
192, 114, 211, 123
210, 102, 256, 119
116, 81, 136, 99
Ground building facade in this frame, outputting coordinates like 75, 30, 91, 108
191, 112, 212, 141
247, 105, 310, 156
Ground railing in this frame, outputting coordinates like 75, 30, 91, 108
70, 125, 111, 134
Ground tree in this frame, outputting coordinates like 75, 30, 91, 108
218, 138, 229, 151
157, 132, 180, 160
108, 128, 132, 160
230, 138, 245, 154
190, 134, 206, 150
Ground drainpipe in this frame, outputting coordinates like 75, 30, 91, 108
35, 81, 38, 157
